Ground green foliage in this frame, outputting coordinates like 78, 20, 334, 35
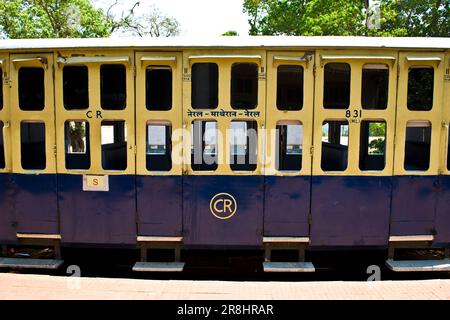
243, 0, 450, 36
369, 138, 385, 155
222, 30, 239, 36
369, 122, 386, 136
0, 0, 111, 39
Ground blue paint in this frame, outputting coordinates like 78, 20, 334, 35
435, 175, 450, 244
390, 175, 438, 236
264, 175, 310, 236
136, 175, 182, 236
311, 175, 392, 246
12, 173, 58, 234
0, 173, 15, 242
1, 172, 449, 249
183, 175, 264, 247
58, 174, 136, 245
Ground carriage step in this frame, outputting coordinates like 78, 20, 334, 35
263, 262, 315, 273
0, 258, 63, 269
263, 237, 310, 244
132, 262, 185, 272
386, 259, 450, 272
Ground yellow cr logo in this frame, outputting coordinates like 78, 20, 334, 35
209, 193, 237, 220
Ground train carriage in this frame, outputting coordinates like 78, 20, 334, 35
0, 36, 449, 272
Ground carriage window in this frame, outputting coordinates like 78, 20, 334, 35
63, 66, 89, 110
323, 63, 350, 109
146, 66, 172, 111
19, 67, 45, 111
0, 67, 3, 110
230, 120, 257, 171
404, 121, 431, 171
231, 63, 258, 109
359, 120, 386, 171
191, 120, 218, 171
101, 120, 127, 170
276, 122, 302, 171
65, 121, 90, 170
0, 122, 4, 169
192, 63, 218, 109
21, 122, 46, 170
407, 67, 434, 111
147, 123, 172, 171
277, 65, 303, 111
100, 64, 126, 110
362, 64, 388, 110
321, 120, 348, 171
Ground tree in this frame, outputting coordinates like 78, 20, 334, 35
243, 0, 450, 37
222, 30, 239, 36
107, 2, 180, 37
0, 0, 111, 38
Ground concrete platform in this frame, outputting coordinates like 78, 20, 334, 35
0, 273, 450, 299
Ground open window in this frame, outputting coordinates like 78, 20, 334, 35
404, 121, 431, 171
323, 63, 350, 109
0, 121, 4, 169
146, 66, 172, 111
276, 121, 302, 171
191, 120, 218, 171
407, 67, 434, 111
359, 120, 386, 171
362, 64, 389, 110
321, 120, 349, 171
19, 67, 45, 111
229, 120, 257, 171
231, 63, 258, 109
146, 122, 172, 171
191, 63, 218, 109
21, 121, 46, 170
63, 66, 89, 110
65, 120, 90, 170
101, 120, 127, 170
100, 64, 126, 110
277, 65, 303, 111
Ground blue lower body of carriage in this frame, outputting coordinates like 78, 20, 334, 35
0, 173, 449, 247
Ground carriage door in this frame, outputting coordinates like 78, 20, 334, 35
182, 51, 266, 246
135, 52, 183, 236
436, 52, 450, 245
55, 51, 136, 245
391, 52, 444, 238
0, 55, 14, 241
311, 51, 397, 246
264, 52, 314, 236
10, 54, 58, 235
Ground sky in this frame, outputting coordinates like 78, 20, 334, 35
93, 0, 250, 37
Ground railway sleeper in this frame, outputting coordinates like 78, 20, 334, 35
0, 233, 63, 270
262, 237, 315, 273
133, 236, 185, 272
386, 235, 450, 272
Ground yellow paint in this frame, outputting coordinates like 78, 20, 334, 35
182, 49, 266, 176
0, 54, 11, 173
10, 53, 56, 174
394, 52, 444, 176
54, 49, 135, 175
0, 46, 448, 177
135, 51, 182, 176
312, 49, 398, 176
